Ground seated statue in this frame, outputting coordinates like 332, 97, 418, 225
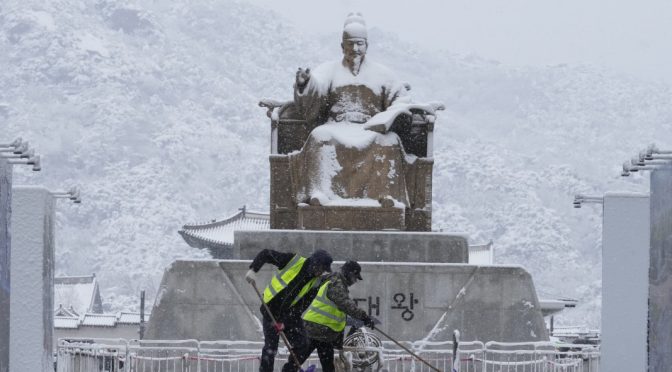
261, 13, 443, 231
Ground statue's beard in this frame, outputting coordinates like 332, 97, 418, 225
347, 55, 364, 75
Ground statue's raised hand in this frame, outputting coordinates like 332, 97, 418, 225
296, 67, 311, 89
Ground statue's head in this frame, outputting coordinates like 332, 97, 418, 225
341, 13, 368, 73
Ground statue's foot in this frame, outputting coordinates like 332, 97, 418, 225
378, 196, 394, 208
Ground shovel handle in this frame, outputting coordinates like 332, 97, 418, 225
249, 280, 304, 369
373, 326, 442, 372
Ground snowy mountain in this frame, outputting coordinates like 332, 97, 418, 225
2, 0, 671, 326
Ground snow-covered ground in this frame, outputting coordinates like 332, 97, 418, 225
2, 0, 671, 327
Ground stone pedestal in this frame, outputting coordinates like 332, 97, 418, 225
601, 193, 649, 372
155, 227, 546, 343
147, 260, 548, 342
0, 160, 11, 372
146, 260, 263, 341
234, 230, 469, 263
649, 166, 672, 371
10, 187, 54, 372
297, 205, 405, 231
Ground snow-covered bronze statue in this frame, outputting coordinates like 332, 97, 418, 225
293, 13, 411, 130
260, 13, 443, 231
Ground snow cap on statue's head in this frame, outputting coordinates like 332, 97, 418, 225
343, 12, 367, 40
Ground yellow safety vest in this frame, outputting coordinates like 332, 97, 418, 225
263, 255, 318, 306
302, 281, 346, 332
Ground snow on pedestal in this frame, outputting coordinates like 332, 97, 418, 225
601, 192, 649, 372
0, 160, 11, 372
9, 186, 54, 372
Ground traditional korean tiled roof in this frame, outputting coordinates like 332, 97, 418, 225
54, 316, 80, 329
179, 207, 270, 250
539, 297, 578, 317
54, 311, 150, 329
551, 325, 600, 342
54, 274, 104, 315
118, 311, 150, 324
81, 313, 117, 327
552, 325, 599, 337
55, 304, 79, 317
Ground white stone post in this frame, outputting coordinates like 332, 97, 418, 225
0, 159, 12, 372
1, 138, 40, 372
9, 187, 55, 372
648, 165, 672, 371
601, 192, 649, 372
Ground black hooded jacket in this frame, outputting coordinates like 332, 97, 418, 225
250, 249, 330, 320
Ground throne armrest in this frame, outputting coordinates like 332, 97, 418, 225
259, 99, 292, 119
259, 99, 306, 123
409, 102, 445, 129
259, 99, 311, 154
389, 102, 444, 158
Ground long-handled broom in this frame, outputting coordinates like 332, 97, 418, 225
248, 280, 313, 372
371, 326, 442, 372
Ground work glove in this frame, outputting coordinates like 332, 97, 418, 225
245, 269, 257, 284
273, 322, 285, 333
363, 315, 377, 330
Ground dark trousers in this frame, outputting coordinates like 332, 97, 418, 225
281, 337, 342, 372
260, 314, 306, 372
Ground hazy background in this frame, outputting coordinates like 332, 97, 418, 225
250, 0, 672, 83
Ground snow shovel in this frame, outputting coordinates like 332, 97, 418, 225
248, 280, 311, 372
371, 326, 442, 372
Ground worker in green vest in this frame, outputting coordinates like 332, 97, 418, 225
246, 249, 333, 372
281, 260, 377, 372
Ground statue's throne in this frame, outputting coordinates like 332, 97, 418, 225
259, 100, 439, 231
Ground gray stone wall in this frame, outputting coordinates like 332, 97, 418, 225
0, 160, 11, 372
147, 260, 548, 343
649, 166, 672, 371
146, 260, 264, 341
235, 230, 469, 263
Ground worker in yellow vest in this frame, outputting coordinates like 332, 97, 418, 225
246, 249, 333, 372
281, 260, 376, 372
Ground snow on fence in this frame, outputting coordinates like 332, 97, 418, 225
56, 338, 599, 372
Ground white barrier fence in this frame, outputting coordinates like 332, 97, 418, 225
56, 338, 599, 372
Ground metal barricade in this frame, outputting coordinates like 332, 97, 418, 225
482, 341, 600, 372
196, 341, 262, 372
127, 339, 199, 372
388, 340, 484, 372
56, 338, 128, 372
56, 338, 599, 372
552, 343, 600, 372
454, 340, 485, 372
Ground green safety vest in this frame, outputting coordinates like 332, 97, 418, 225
302, 280, 346, 332
263, 255, 318, 306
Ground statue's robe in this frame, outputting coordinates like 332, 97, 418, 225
289, 59, 415, 207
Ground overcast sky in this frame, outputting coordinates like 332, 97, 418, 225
248, 0, 672, 84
